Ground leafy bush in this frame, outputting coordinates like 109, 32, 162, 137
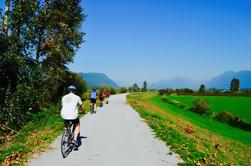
161, 97, 186, 109
175, 88, 194, 95
66, 72, 87, 96
0, 84, 36, 130
159, 88, 174, 96
215, 111, 251, 131
100, 84, 109, 92
190, 98, 211, 115
215, 111, 234, 123
177, 103, 186, 109
109, 87, 117, 95
120, 87, 128, 93
161, 96, 168, 102
81, 91, 90, 101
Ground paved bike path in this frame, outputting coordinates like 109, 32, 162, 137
29, 94, 181, 166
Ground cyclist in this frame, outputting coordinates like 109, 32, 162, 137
90, 88, 97, 112
105, 90, 110, 104
99, 90, 105, 107
60, 85, 84, 146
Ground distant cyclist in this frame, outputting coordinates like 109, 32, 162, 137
99, 90, 105, 107
60, 85, 84, 146
105, 90, 110, 104
90, 88, 97, 112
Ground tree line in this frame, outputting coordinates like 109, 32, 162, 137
127, 81, 148, 92
159, 78, 251, 97
0, 0, 87, 130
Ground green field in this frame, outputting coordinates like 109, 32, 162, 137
152, 95, 251, 145
168, 95, 251, 123
127, 92, 251, 165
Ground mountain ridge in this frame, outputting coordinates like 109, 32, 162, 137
79, 72, 120, 89
149, 70, 251, 89
206, 70, 251, 89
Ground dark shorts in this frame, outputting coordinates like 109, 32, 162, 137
64, 118, 79, 128
90, 98, 96, 104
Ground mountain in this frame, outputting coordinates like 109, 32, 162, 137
206, 70, 251, 89
149, 78, 200, 89
149, 70, 251, 90
80, 72, 120, 89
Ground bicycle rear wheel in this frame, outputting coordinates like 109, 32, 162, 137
90, 103, 94, 114
61, 130, 73, 158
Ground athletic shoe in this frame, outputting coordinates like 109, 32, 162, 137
71, 139, 78, 146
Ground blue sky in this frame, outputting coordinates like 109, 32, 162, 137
71, 0, 251, 85
1, 0, 251, 85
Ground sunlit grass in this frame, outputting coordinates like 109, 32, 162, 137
152, 95, 251, 146
127, 92, 251, 166
168, 95, 251, 123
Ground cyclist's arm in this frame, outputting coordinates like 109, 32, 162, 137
79, 104, 84, 112
78, 97, 84, 111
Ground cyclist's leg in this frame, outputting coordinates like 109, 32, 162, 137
72, 122, 76, 133
72, 118, 80, 141
100, 97, 104, 106
90, 98, 95, 111
64, 119, 71, 128
93, 99, 96, 112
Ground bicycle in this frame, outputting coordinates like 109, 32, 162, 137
90, 102, 96, 114
99, 99, 103, 107
105, 97, 109, 104
61, 122, 76, 158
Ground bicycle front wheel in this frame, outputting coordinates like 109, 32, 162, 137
61, 130, 72, 158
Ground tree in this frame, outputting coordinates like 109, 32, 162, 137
109, 87, 117, 95
230, 78, 240, 92
0, 0, 86, 129
128, 87, 132, 93
66, 72, 87, 96
132, 83, 140, 92
3, 0, 10, 35
199, 84, 206, 94
120, 87, 128, 93
142, 81, 147, 92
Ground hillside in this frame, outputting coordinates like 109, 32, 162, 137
80, 72, 120, 89
206, 70, 251, 89
149, 70, 251, 90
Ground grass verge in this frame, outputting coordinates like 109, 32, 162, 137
127, 92, 251, 166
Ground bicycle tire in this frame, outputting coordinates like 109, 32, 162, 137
61, 130, 72, 158
91, 104, 94, 114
